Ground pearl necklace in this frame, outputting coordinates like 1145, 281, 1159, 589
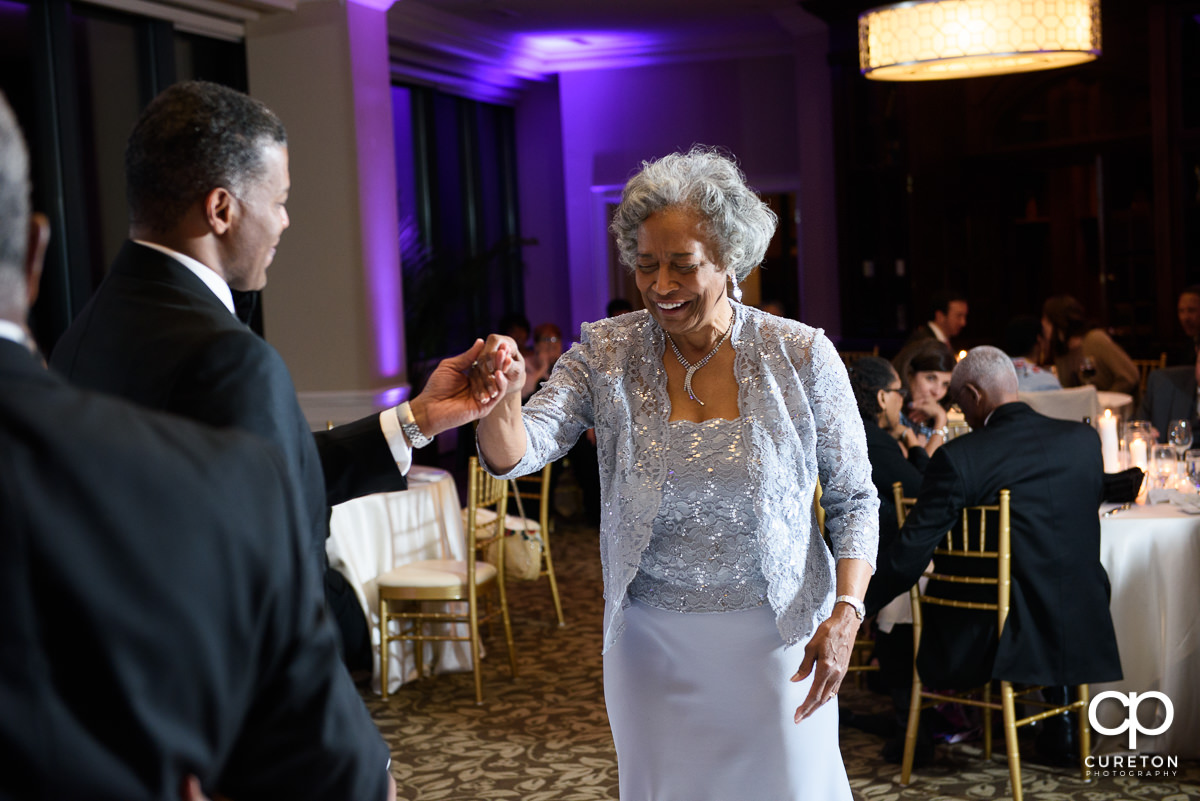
664, 309, 734, 406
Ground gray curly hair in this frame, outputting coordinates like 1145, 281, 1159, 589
609, 146, 777, 281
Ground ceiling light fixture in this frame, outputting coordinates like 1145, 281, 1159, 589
858, 0, 1101, 81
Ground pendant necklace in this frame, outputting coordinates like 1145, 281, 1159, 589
665, 308, 734, 406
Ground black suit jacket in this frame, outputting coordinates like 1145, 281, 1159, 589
1137, 366, 1197, 443
904, 323, 946, 348
1, 339, 387, 800
50, 241, 405, 570
865, 402, 1122, 688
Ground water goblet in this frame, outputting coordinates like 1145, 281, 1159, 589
1169, 419, 1193, 459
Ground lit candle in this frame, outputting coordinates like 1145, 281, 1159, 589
1099, 409, 1119, 473
1130, 437, 1148, 473
957, 350, 968, 362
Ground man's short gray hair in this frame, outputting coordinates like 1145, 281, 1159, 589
609, 146, 777, 281
950, 345, 1019, 400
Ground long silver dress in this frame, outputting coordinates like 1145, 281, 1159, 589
603, 417, 853, 801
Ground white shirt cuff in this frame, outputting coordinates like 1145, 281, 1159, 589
379, 407, 412, 476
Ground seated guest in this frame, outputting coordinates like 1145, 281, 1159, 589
0, 92, 395, 801
848, 357, 933, 762
905, 289, 968, 348
891, 338, 953, 454
1003, 314, 1062, 391
865, 346, 1122, 766
849, 357, 930, 541
1137, 348, 1199, 443
522, 321, 564, 400
1173, 285, 1200, 364
1042, 295, 1138, 393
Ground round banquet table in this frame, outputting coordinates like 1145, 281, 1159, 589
1093, 502, 1200, 757
327, 465, 474, 694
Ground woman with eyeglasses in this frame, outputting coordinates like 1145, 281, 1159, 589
845, 355, 936, 765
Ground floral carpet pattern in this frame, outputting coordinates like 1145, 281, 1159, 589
363, 520, 1199, 801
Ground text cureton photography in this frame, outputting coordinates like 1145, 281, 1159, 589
1086, 754, 1180, 779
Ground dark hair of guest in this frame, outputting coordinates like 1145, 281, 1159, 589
847, 356, 897, 423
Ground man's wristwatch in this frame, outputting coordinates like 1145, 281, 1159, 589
396, 401, 433, 449
834, 595, 866, 621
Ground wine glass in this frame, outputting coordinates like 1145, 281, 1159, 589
1079, 356, 1097, 384
1169, 419, 1193, 459
1186, 449, 1200, 493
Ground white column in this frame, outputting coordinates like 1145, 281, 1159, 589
245, 0, 405, 393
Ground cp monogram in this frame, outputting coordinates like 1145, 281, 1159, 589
1088, 691, 1174, 749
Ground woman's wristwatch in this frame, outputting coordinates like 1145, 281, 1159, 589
834, 595, 865, 621
931, 425, 949, 438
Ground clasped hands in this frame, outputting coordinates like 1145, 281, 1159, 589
404, 335, 525, 438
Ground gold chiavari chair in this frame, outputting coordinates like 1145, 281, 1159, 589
892, 483, 1090, 801
377, 456, 516, 704
508, 463, 566, 627
1132, 352, 1167, 406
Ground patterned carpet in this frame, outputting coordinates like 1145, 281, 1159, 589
362, 519, 1200, 801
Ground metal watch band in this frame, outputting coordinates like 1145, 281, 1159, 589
834, 594, 865, 620
397, 401, 433, 449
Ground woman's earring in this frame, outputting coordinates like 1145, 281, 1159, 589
729, 272, 743, 302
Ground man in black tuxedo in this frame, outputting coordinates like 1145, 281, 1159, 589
865, 346, 1122, 762
0, 90, 394, 801
1138, 350, 1199, 442
50, 82, 493, 670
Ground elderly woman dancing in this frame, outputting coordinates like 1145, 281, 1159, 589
470, 147, 878, 800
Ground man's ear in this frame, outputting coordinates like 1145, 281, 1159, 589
203, 187, 235, 235
24, 212, 49, 308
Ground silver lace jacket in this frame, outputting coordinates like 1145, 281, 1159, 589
484, 301, 879, 653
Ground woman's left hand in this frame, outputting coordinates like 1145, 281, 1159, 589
790, 603, 860, 722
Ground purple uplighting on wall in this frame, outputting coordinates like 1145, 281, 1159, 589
513, 31, 664, 72
349, 0, 395, 11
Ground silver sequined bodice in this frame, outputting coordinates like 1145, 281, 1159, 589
628, 417, 769, 612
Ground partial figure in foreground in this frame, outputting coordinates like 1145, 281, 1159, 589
469, 147, 878, 800
0, 89, 395, 801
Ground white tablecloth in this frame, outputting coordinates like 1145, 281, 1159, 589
1094, 503, 1200, 756
328, 466, 473, 694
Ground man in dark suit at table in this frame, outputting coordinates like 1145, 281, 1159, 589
0, 90, 395, 801
905, 289, 968, 349
1138, 348, 1199, 443
50, 81, 492, 671
865, 345, 1122, 765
